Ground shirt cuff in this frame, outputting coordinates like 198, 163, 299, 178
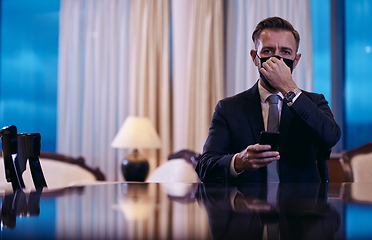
292, 90, 302, 102
230, 154, 244, 176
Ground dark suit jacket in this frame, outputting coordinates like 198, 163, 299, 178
196, 82, 341, 183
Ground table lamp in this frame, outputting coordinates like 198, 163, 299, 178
111, 116, 162, 181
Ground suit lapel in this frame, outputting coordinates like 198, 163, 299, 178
239, 82, 295, 146
241, 82, 265, 143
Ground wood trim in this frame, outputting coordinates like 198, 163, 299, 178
39, 151, 106, 181
0, 151, 106, 181
328, 153, 344, 182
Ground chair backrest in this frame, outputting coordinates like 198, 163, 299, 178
168, 149, 200, 168
0, 151, 106, 190
147, 149, 201, 183
340, 143, 372, 182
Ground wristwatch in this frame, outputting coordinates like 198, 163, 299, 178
285, 88, 301, 102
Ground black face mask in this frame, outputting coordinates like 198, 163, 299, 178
257, 55, 294, 90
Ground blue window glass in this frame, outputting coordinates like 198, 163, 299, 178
0, 1, 59, 238
0, 0, 60, 151
311, 0, 332, 105
345, 0, 372, 149
312, 0, 372, 150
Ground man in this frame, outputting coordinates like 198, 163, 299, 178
195, 17, 341, 183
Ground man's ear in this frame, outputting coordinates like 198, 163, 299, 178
250, 50, 259, 66
293, 53, 302, 69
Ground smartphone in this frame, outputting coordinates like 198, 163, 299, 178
259, 131, 280, 151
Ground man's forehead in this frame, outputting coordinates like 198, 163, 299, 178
259, 29, 294, 38
257, 29, 297, 49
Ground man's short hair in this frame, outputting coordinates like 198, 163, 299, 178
252, 17, 300, 51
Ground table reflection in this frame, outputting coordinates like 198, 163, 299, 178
1, 188, 42, 229
196, 183, 341, 240
118, 183, 156, 220
54, 182, 209, 240
2, 182, 372, 239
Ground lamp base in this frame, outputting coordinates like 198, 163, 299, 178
121, 150, 149, 182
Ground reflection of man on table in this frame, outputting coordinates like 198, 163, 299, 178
196, 17, 341, 183
196, 183, 340, 240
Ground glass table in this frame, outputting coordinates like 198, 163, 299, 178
0, 181, 371, 240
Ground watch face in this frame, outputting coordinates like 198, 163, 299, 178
286, 91, 296, 102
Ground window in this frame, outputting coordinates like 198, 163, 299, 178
345, 0, 372, 149
0, 0, 59, 151
312, 0, 372, 150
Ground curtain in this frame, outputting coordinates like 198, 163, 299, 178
225, 0, 313, 97
128, 0, 171, 171
57, 0, 131, 182
172, 0, 224, 153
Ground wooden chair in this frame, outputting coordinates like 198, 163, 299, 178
339, 143, 372, 182
0, 151, 106, 190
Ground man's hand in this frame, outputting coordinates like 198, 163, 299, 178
260, 57, 297, 94
234, 144, 280, 172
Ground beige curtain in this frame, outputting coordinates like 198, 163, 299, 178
172, 0, 224, 154
57, 0, 131, 182
128, 0, 171, 170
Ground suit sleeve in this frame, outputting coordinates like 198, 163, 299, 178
289, 92, 341, 149
196, 100, 238, 183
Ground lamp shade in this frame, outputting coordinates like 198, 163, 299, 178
111, 116, 162, 149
